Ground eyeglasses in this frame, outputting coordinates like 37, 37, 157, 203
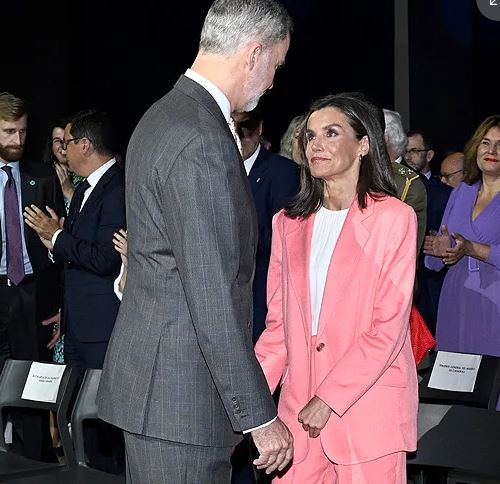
440, 169, 464, 180
60, 138, 83, 150
405, 148, 429, 155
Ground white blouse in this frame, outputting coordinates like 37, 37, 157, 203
309, 206, 349, 335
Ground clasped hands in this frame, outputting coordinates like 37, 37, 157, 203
23, 205, 64, 251
423, 224, 471, 265
251, 396, 332, 475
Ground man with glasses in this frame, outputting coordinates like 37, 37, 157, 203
24, 109, 125, 378
24, 109, 126, 471
0, 92, 65, 461
440, 151, 465, 188
405, 130, 452, 334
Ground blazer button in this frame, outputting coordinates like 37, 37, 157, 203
316, 343, 325, 352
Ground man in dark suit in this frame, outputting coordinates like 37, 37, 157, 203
405, 130, 452, 333
25, 110, 125, 373
25, 110, 126, 472
96, 1, 294, 482
0, 92, 65, 461
234, 108, 299, 343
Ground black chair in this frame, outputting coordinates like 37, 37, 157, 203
4, 369, 125, 484
418, 353, 500, 409
0, 359, 78, 480
408, 403, 500, 483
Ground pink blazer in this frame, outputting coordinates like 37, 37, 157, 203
255, 195, 418, 465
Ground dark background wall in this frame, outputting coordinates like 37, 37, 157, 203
2, 0, 499, 169
409, 0, 500, 169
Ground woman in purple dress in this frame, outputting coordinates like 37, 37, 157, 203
424, 115, 500, 357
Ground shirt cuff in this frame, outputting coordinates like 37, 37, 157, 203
114, 264, 125, 301
242, 416, 277, 434
52, 229, 63, 246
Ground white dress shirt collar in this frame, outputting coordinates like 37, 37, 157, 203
86, 158, 116, 188
244, 144, 261, 175
185, 69, 232, 123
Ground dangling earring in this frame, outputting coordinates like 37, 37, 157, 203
359, 153, 363, 161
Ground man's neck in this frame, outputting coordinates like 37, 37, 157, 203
191, 53, 241, 111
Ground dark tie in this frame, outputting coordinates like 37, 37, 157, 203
2, 166, 25, 285
67, 179, 90, 229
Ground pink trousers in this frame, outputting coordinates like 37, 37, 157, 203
274, 336, 407, 483
274, 436, 406, 484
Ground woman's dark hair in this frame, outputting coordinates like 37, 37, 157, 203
42, 117, 69, 165
463, 115, 500, 185
286, 92, 397, 218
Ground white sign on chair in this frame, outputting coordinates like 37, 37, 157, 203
21, 362, 66, 403
428, 351, 482, 392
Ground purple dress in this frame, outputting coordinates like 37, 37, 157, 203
425, 182, 500, 357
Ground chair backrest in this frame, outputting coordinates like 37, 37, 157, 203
71, 368, 102, 467
418, 354, 500, 409
408, 403, 500, 479
0, 359, 78, 464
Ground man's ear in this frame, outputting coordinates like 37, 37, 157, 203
247, 42, 263, 71
81, 137, 92, 155
426, 149, 435, 162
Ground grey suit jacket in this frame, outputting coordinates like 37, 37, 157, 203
97, 75, 277, 447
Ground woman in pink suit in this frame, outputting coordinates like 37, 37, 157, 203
255, 93, 418, 483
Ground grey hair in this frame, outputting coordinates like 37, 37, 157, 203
199, 0, 293, 55
383, 109, 407, 158
279, 114, 305, 160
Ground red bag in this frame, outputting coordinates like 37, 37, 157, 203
409, 305, 436, 365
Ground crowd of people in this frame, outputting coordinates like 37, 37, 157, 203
1, 0, 499, 483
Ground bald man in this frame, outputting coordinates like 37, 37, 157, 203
440, 152, 465, 188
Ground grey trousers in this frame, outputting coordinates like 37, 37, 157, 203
124, 431, 234, 484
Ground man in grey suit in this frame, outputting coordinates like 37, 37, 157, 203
97, 1, 293, 482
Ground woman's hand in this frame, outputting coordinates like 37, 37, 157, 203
54, 163, 74, 201
443, 232, 472, 265
41, 311, 61, 349
113, 229, 128, 267
297, 396, 332, 438
423, 225, 452, 258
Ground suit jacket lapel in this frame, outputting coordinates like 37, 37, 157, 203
248, 149, 269, 195
20, 167, 37, 248
72, 165, 117, 234
174, 75, 238, 153
285, 214, 316, 343
316, 198, 373, 339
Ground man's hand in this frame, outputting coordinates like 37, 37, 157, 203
251, 418, 293, 474
41, 311, 61, 349
24, 205, 63, 250
297, 396, 332, 438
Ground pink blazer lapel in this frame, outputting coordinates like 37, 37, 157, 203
316, 198, 374, 339
285, 214, 316, 343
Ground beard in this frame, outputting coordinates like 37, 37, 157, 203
0, 144, 24, 163
240, 93, 262, 113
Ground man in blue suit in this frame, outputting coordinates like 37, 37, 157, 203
405, 130, 452, 333
24, 110, 125, 371
235, 108, 299, 344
